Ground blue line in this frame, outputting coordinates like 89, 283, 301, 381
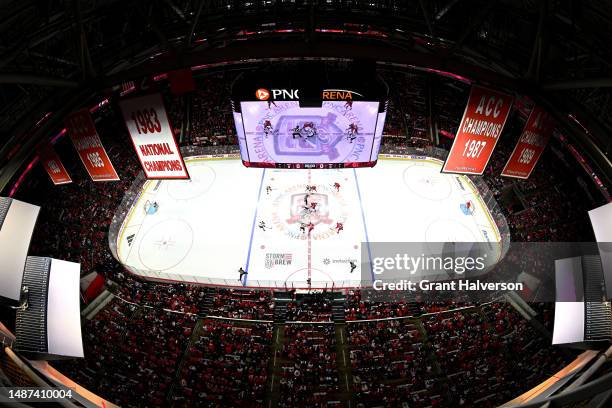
353, 168, 375, 282
243, 168, 266, 286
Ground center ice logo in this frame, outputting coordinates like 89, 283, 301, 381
286, 193, 332, 225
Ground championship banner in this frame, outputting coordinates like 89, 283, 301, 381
65, 109, 120, 181
442, 86, 514, 175
119, 93, 189, 179
38, 144, 72, 185
501, 105, 554, 179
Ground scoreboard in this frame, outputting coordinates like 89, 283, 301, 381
231, 64, 388, 169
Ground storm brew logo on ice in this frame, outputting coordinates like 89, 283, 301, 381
265, 253, 293, 269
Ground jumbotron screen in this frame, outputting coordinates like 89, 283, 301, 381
235, 99, 385, 168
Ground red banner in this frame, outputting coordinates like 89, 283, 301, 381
65, 109, 119, 181
119, 93, 189, 179
442, 86, 514, 174
501, 105, 554, 179
39, 144, 72, 185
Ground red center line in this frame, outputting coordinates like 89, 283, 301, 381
307, 170, 312, 283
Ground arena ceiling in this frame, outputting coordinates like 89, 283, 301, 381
0, 0, 611, 184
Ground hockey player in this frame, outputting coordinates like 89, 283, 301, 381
346, 123, 358, 143
303, 122, 317, 138
266, 185, 272, 195
263, 120, 273, 138
267, 100, 277, 109
349, 261, 357, 274
238, 267, 248, 281
335, 222, 344, 234
304, 193, 310, 206
310, 201, 318, 212
332, 182, 341, 192
258, 221, 268, 231
306, 185, 317, 193
307, 222, 315, 236
344, 100, 353, 111
299, 222, 307, 234
292, 125, 302, 139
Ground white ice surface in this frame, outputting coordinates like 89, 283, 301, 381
116, 156, 500, 288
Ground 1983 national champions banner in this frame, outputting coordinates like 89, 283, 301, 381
119, 93, 189, 179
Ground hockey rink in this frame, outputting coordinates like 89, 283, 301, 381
115, 155, 502, 288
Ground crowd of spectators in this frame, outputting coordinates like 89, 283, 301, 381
381, 71, 427, 140
278, 324, 341, 407
166, 72, 238, 147
348, 319, 443, 407
50, 295, 573, 407
171, 319, 272, 407
210, 289, 274, 320
55, 300, 196, 408
424, 303, 572, 406
284, 292, 335, 322
111, 273, 207, 314
345, 290, 474, 320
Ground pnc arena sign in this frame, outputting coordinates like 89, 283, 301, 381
256, 88, 299, 100
442, 85, 514, 175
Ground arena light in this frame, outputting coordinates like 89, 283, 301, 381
0, 197, 40, 302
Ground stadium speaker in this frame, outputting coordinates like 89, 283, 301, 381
552, 255, 612, 348
14, 256, 83, 359
0, 197, 40, 304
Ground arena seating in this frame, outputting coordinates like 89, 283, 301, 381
210, 289, 274, 320
54, 300, 196, 408
8, 70, 600, 407
170, 319, 272, 407
284, 292, 335, 322
278, 324, 340, 407
348, 319, 442, 407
